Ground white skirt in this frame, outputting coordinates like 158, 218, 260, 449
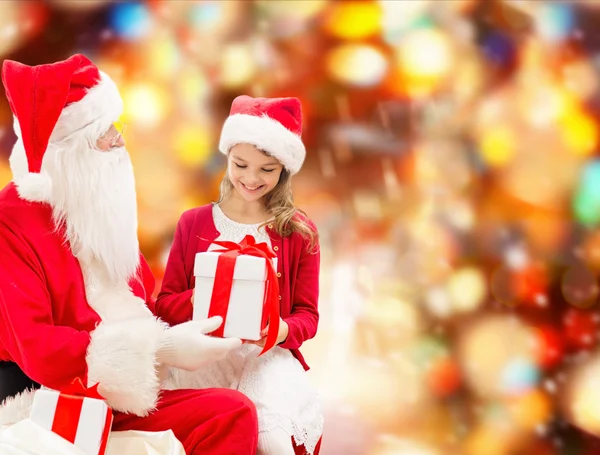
166, 344, 323, 454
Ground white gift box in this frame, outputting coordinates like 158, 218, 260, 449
193, 252, 277, 341
29, 387, 113, 455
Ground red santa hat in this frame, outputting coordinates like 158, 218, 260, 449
219, 95, 306, 175
1, 54, 122, 202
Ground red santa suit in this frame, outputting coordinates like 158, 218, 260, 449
0, 55, 258, 455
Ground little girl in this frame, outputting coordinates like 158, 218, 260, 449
157, 95, 323, 455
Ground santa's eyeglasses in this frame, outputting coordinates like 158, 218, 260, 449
97, 122, 127, 150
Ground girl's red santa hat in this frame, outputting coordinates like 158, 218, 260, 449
1, 54, 122, 202
219, 95, 306, 175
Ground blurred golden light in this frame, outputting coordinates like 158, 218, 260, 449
479, 125, 515, 167
446, 200, 475, 231
564, 351, 600, 436
582, 230, 600, 270
122, 82, 170, 128
521, 82, 567, 128
180, 67, 208, 99
507, 389, 552, 431
332, 359, 427, 428
447, 267, 487, 313
0, 163, 12, 188
0, 2, 41, 57
135, 154, 186, 242
561, 265, 599, 309
379, 0, 432, 43
414, 151, 439, 184
49, 0, 108, 10
563, 59, 599, 100
364, 296, 422, 340
500, 149, 578, 209
256, 0, 328, 37
303, 192, 342, 225
173, 125, 212, 167
425, 288, 452, 319
325, 1, 382, 40
146, 33, 180, 79
458, 316, 537, 398
176, 66, 210, 115
559, 107, 598, 157
257, 0, 328, 21
352, 191, 383, 220
415, 140, 473, 191
326, 44, 389, 87
94, 59, 125, 86
394, 27, 453, 96
370, 435, 440, 455
178, 195, 211, 217
464, 424, 512, 455
398, 28, 452, 77
218, 43, 257, 88
452, 53, 485, 102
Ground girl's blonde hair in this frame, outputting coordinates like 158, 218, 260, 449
217, 165, 319, 253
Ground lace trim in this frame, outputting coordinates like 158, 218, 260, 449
237, 345, 323, 455
259, 410, 324, 454
212, 204, 271, 246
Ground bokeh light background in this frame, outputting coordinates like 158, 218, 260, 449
5, 1, 600, 454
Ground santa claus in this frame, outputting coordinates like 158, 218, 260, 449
0, 54, 258, 454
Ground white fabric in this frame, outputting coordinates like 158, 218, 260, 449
258, 427, 296, 455
0, 419, 185, 455
105, 429, 185, 455
167, 204, 324, 454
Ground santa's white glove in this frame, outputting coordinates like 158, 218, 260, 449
156, 317, 241, 371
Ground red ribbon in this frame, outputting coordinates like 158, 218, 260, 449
51, 378, 113, 455
203, 235, 281, 355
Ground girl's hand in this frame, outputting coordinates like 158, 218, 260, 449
248, 318, 289, 347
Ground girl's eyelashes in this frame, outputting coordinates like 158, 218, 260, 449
234, 162, 275, 173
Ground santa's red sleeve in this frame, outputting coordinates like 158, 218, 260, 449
0, 221, 166, 417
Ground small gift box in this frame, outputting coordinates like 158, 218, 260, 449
193, 235, 280, 354
29, 379, 113, 455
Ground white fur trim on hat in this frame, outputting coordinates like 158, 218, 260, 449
12, 172, 53, 204
51, 71, 123, 142
219, 113, 306, 175
8, 139, 52, 204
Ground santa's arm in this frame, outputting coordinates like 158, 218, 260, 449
0, 223, 166, 416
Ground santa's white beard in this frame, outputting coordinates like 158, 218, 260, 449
45, 142, 140, 285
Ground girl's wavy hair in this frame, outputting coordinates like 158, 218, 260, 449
216, 157, 319, 253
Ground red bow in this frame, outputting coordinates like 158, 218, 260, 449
62, 377, 105, 400
204, 235, 281, 355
